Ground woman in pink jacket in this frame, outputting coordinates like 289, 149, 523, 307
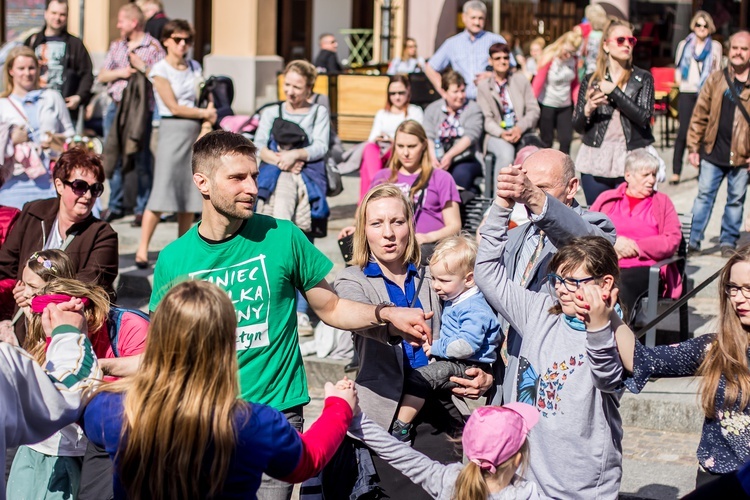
591, 149, 682, 324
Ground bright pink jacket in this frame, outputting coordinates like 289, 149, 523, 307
532, 57, 580, 106
591, 183, 683, 298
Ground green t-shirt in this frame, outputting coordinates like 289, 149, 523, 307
149, 215, 333, 411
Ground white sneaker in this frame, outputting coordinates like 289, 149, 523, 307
297, 312, 314, 336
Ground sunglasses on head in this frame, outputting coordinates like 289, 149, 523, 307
170, 36, 193, 45
609, 36, 637, 47
63, 179, 104, 198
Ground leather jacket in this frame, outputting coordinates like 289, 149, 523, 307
572, 66, 655, 151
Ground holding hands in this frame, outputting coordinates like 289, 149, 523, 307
571, 284, 619, 331
494, 164, 546, 213
501, 126, 522, 144
328, 376, 359, 413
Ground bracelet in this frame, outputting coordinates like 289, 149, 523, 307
374, 301, 395, 324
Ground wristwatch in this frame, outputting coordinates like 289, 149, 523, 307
374, 301, 396, 324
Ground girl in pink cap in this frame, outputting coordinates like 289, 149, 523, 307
348, 402, 547, 499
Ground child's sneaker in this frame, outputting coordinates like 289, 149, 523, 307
390, 420, 413, 443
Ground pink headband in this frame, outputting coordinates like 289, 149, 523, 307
30, 294, 90, 314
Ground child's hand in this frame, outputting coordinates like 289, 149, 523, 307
325, 377, 359, 413
423, 342, 431, 357
573, 284, 619, 331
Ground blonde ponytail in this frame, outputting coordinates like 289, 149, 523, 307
452, 461, 489, 500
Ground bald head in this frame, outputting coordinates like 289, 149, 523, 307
521, 149, 578, 204
729, 30, 750, 70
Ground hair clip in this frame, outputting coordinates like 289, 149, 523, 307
29, 252, 58, 274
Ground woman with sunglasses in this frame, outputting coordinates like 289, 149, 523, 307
0, 46, 74, 209
387, 38, 426, 75
134, 20, 216, 269
613, 244, 750, 488
573, 19, 655, 205
671, 11, 722, 185
0, 147, 118, 342
358, 74, 424, 201
476, 181, 627, 498
531, 31, 582, 155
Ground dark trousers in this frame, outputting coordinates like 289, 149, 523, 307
580, 173, 626, 206
539, 104, 573, 154
619, 266, 651, 325
78, 441, 114, 500
448, 159, 483, 194
673, 92, 698, 176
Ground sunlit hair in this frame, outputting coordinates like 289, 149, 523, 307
463, 0, 487, 15
441, 69, 466, 91
26, 277, 109, 364
625, 148, 659, 176
429, 234, 477, 277
26, 249, 75, 284
529, 37, 546, 52
284, 59, 317, 90
1, 46, 39, 97
452, 440, 529, 500
352, 183, 420, 268
547, 236, 620, 315
385, 120, 433, 199
589, 19, 634, 89
697, 245, 750, 418
53, 147, 105, 184
385, 74, 412, 111
100, 280, 242, 499
119, 3, 145, 29
489, 42, 511, 58
539, 30, 582, 68
401, 37, 418, 60
192, 130, 258, 175
690, 10, 716, 34
585, 4, 609, 31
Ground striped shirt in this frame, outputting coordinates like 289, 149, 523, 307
103, 32, 164, 103
428, 30, 507, 100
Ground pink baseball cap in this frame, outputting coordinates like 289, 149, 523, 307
461, 403, 539, 474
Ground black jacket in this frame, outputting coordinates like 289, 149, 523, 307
572, 66, 655, 151
25, 27, 94, 107
314, 50, 343, 74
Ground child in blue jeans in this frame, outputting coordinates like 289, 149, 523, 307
392, 234, 502, 441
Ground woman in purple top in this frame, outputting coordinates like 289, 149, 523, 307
340, 120, 461, 250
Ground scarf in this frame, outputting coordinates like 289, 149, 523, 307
439, 101, 465, 140
679, 33, 713, 89
564, 303, 623, 331
30, 294, 91, 314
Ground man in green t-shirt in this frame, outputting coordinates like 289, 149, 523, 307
150, 131, 432, 500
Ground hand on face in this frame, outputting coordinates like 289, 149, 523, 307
571, 284, 619, 331
41, 298, 87, 338
495, 164, 541, 206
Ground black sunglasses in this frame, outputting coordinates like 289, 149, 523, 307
388, 91, 408, 96
695, 23, 708, 29
171, 36, 193, 45
63, 179, 104, 198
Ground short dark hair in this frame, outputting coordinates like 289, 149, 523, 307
53, 147, 105, 183
489, 43, 511, 57
441, 70, 466, 91
192, 130, 258, 175
160, 19, 193, 45
46, 0, 68, 9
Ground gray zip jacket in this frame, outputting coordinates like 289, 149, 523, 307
349, 412, 547, 500
475, 203, 625, 499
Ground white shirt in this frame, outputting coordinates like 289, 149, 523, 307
149, 58, 202, 117
367, 104, 424, 142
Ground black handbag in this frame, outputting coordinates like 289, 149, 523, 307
440, 137, 475, 165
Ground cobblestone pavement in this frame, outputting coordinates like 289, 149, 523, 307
623, 427, 700, 469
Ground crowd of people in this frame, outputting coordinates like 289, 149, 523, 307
1, 0, 750, 499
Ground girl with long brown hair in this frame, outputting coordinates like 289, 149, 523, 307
572, 18, 655, 205
82, 280, 357, 499
615, 244, 750, 488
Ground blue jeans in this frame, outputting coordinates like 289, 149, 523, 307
690, 159, 748, 249
103, 101, 154, 215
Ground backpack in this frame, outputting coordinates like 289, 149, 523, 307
198, 75, 235, 128
107, 307, 150, 357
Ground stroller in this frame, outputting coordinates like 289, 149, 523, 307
198, 75, 236, 129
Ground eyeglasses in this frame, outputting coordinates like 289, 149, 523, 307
609, 36, 637, 47
725, 284, 750, 299
491, 55, 510, 61
170, 36, 193, 45
388, 91, 408, 96
695, 23, 708, 29
547, 273, 599, 292
63, 179, 104, 198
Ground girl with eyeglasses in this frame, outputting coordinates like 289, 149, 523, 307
573, 18, 656, 205
135, 19, 216, 269
476, 186, 628, 498
671, 11, 722, 185
613, 244, 750, 489
532, 30, 583, 155
387, 38, 426, 75
0, 147, 118, 343
357, 74, 424, 202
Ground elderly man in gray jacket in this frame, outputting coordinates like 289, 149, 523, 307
474, 148, 616, 404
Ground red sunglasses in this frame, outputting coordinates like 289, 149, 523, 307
609, 36, 637, 47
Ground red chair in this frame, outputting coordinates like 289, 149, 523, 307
650, 67, 676, 148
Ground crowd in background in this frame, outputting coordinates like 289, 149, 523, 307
0, 0, 750, 499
